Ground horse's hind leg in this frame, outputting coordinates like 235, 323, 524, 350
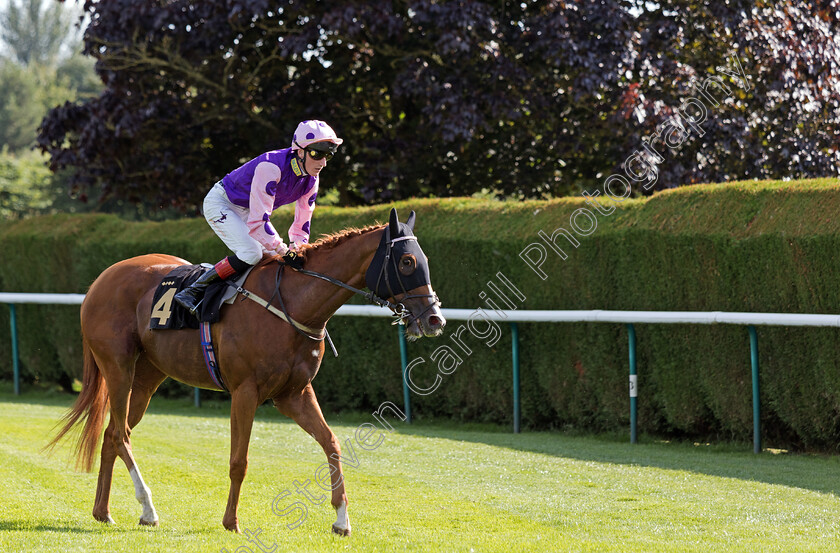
274, 383, 351, 536
92, 417, 118, 524
123, 357, 167, 526
94, 354, 166, 526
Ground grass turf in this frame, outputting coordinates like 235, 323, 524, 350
1, 388, 839, 552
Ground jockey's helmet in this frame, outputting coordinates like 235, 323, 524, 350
292, 120, 343, 151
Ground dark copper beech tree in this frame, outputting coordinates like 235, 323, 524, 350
38, 1, 840, 211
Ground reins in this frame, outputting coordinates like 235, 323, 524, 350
225, 230, 440, 349
287, 232, 441, 330
285, 265, 408, 319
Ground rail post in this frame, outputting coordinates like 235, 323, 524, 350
748, 325, 761, 453
627, 323, 637, 444
511, 322, 520, 434
8, 304, 20, 395
398, 323, 412, 424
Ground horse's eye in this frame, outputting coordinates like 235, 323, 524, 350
399, 254, 417, 276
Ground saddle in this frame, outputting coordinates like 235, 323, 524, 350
149, 265, 249, 330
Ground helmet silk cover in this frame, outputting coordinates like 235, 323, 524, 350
292, 120, 343, 149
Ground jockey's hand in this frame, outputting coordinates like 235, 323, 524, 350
282, 249, 304, 270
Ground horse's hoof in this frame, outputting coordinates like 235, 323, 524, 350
331, 524, 351, 537
224, 522, 241, 533
139, 518, 159, 527
94, 514, 115, 524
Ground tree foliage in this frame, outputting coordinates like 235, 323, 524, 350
0, 0, 103, 220
0, 57, 99, 153
0, 62, 44, 151
37, 0, 840, 211
0, 150, 56, 219
0, 0, 80, 66
619, 0, 840, 191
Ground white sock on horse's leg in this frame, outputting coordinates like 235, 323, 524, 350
332, 500, 350, 536
129, 465, 159, 526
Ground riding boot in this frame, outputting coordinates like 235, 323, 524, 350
173, 267, 223, 315
174, 257, 243, 316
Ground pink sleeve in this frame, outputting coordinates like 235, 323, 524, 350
246, 161, 284, 251
289, 179, 318, 245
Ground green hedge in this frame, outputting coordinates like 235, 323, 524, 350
3, 179, 840, 450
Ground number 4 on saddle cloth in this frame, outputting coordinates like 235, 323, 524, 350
149, 264, 249, 330
148, 264, 253, 392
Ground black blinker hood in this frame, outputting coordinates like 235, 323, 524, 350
365, 208, 431, 299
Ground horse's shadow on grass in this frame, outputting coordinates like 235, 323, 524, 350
393, 422, 840, 498
0, 520, 98, 533
0, 389, 236, 420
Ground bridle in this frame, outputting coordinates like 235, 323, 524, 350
366, 234, 441, 328
244, 227, 440, 345
226, 258, 404, 356
287, 232, 441, 324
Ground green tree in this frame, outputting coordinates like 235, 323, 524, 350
56, 52, 102, 100
0, 61, 43, 151
0, 59, 97, 152
0, 0, 97, 153
0, 0, 80, 66
0, 1, 101, 218
0, 149, 54, 219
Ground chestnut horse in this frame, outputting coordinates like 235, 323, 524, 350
48, 209, 444, 535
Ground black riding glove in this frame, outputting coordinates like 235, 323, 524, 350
282, 250, 304, 270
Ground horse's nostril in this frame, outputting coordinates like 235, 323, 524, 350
429, 315, 445, 329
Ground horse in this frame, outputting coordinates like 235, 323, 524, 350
47, 208, 445, 535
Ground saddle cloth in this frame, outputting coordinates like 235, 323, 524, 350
149, 264, 251, 330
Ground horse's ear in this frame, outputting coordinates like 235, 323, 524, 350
389, 208, 400, 236
406, 210, 416, 232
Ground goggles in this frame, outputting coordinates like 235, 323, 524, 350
296, 141, 338, 161
307, 148, 334, 161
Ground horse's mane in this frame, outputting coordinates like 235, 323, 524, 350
256, 224, 384, 267
304, 224, 384, 253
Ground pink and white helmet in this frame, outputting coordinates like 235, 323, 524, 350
291, 120, 343, 150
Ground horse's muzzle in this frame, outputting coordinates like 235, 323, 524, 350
417, 307, 445, 338
400, 289, 445, 340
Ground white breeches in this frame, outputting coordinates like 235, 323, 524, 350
203, 182, 268, 265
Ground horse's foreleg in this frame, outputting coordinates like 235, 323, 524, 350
223, 386, 260, 533
127, 462, 158, 526
275, 384, 350, 536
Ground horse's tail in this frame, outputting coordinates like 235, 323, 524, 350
44, 339, 110, 472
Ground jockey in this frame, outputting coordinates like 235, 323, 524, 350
174, 120, 343, 315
